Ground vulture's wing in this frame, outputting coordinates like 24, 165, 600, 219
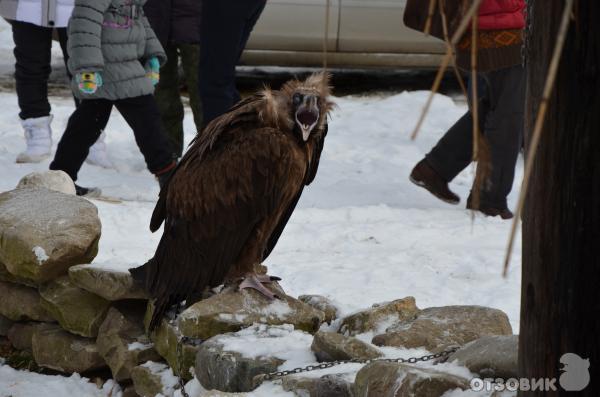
138, 99, 308, 328
149, 95, 266, 232
262, 123, 329, 261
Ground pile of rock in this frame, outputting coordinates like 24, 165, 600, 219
0, 171, 519, 397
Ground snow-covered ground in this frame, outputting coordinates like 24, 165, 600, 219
0, 18, 522, 397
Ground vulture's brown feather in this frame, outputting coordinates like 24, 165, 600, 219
131, 73, 334, 330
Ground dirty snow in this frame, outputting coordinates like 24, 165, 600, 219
0, 17, 522, 397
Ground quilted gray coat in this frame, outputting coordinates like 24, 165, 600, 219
67, 0, 166, 100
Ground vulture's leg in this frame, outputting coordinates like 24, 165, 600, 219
239, 273, 281, 300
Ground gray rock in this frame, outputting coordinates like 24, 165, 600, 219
354, 362, 469, 397
311, 331, 382, 362
97, 306, 161, 381
131, 362, 179, 397
0, 188, 101, 284
0, 280, 54, 322
316, 374, 354, 397
338, 297, 419, 336
16, 171, 76, 195
7, 322, 54, 351
178, 287, 325, 340
31, 324, 106, 373
299, 295, 339, 324
195, 333, 284, 392
149, 312, 202, 381
69, 264, 147, 301
372, 305, 513, 351
39, 276, 111, 337
282, 376, 319, 396
121, 385, 141, 397
446, 335, 518, 379
0, 315, 13, 336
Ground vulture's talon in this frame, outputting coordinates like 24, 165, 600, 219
239, 274, 279, 300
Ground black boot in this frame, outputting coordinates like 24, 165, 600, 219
410, 159, 460, 204
466, 194, 514, 219
75, 183, 101, 198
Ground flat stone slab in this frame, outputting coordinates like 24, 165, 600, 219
372, 305, 513, 351
149, 313, 202, 381
0, 187, 101, 284
177, 287, 325, 340
69, 264, 147, 301
0, 261, 36, 287
0, 280, 54, 322
39, 276, 111, 337
194, 324, 314, 393
354, 361, 469, 397
31, 324, 106, 373
97, 306, 161, 381
446, 334, 519, 379
298, 295, 339, 324
131, 361, 179, 397
0, 315, 13, 336
338, 297, 420, 336
311, 331, 382, 362
7, 322, 54, 351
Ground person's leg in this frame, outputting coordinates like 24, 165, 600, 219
198, 0, 266, 127
155, 44, 185, 157
57, 27, 112, 167
478, 65, 525, 209
12, 21, 53, 119
50, 99, 113, 181
425, 111, 476, 182
180, 43, 203, 137
114, 95, 175, 175
426, 76, 490, 182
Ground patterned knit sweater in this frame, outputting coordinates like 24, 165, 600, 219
455, 28, 524, 72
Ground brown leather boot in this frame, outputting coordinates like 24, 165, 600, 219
409, 159, 460, 204
466, 194, 514, 219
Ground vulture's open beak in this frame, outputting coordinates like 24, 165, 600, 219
295, 95, 320, 141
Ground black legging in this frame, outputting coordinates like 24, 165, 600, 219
198, 0, 266, 128
50, 95, 174, 181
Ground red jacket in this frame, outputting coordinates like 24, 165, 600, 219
478, 0, 526, 30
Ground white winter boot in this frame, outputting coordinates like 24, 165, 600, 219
85, 130, 113, 168
16, 115, 53, 163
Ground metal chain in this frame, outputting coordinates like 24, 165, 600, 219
176, 337, 190, 397
259, 346, 460, 382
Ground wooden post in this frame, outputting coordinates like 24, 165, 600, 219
519, 1, 600, 396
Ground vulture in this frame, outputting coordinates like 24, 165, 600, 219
130, 72, 334, 330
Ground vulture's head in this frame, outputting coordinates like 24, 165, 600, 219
261, 72, 334, 142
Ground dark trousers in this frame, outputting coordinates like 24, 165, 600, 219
155, 43, 202, 157
11, 20, 69, 119
198, 0, 266, 127
426, 65, 525, 209
50, 95, 174, 181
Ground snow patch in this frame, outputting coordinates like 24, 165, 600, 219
140, 361, 179, 396
218, 324, 315, 368
32, 246, 49, 264
127, 341, 152, 351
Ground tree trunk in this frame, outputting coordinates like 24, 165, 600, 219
519, 1, 600, 396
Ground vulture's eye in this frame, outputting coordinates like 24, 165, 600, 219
292, 93, 303, 105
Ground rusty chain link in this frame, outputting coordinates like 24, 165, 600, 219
259, 345, 460, 382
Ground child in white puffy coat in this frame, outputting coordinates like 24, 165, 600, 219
0, 0, 111, 167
